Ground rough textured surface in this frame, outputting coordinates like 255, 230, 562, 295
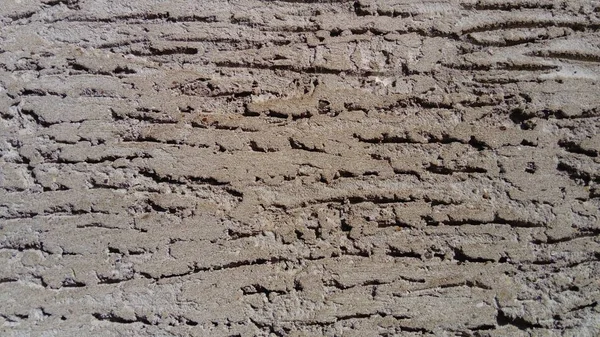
1, 0, 600, 336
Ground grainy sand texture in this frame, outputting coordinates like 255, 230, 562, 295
1, 0, 600, 336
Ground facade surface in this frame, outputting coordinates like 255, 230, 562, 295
1, 0, 599, 336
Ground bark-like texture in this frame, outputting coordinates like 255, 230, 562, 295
1, 0, 600, 336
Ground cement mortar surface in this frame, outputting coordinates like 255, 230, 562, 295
1, 0, 599, 336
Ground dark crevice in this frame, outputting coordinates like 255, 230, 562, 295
289, 138, 326, 153
545, 228, 600, 244
336, 312, 381, 321
397, 326, 432, 334
557, 162, 597, 185
353, 133, 415, 144
61, 278, 86, 288
386, 247, 422, 259
241, 283, 286, 296
461, 2, 554, 10
139, 257, 290, 281
7, 11, 37, 21
214, 60, 392, 77
568, 301, 598, 312
227, 228, 261, 240
528, 50, 600, 64
426, 164, 487, 175
443, 61, 558, 72
452, 247, 495, 263
20, 109, 53, 127
97, 275, 134, 285
496, 310, 543, 330
147, 46, 199, 56
137, 169, 235, 191
460, 20, 600, 35
438, 215, 545, 228
92, 312, 151, 325
267, 111, 289, 119
468, 136, 489, 150
0, 277, 19, 284
558, 140, 598, 157
69, 13, 218, 24
43, 0, 81, 10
